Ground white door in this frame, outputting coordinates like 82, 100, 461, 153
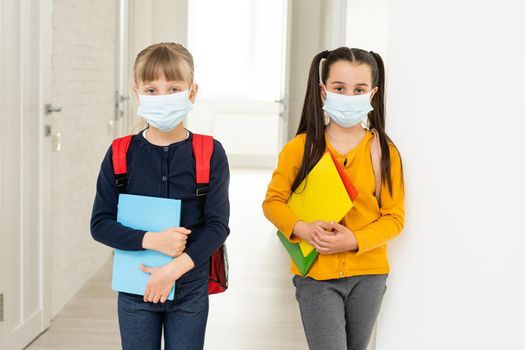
0, 0, 52, 349
186, 0, 292, 168
114, 0, 131, 138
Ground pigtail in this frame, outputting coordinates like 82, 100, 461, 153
368, 51, 399, 196
291, 51, 329, 193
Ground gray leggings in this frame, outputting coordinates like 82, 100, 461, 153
293, 274, 387, 350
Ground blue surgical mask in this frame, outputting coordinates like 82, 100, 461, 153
322, 88, 373, 128
137, 88, 194, 132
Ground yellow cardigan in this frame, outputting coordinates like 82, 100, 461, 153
262, 131, 405, 280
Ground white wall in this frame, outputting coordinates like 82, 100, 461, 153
287, 0, 355, 139
287, 0, 329, 139
345, 0, 389, 61
124, 0, 188, 134
50, 0, 118, 317
345, 0, 525, 348
129, 0, 188, 51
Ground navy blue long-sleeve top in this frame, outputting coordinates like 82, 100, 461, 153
90, 129, 230, 271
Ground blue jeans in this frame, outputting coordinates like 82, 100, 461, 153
117, 261, 209, 350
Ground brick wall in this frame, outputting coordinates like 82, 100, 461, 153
51, 0, 117, 317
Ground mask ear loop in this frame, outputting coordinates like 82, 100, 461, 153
319, 49, 330, 90
361, 118, 371, 130
319, 58, 326, 91
361, 88, 375, 130
319, 58, 331, 126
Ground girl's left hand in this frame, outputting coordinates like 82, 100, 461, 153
140, 263, 177, 304
310, 221, 359, 254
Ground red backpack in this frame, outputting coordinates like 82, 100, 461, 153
111, 133, 228, 295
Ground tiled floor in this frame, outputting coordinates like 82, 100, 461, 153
26, 169, 309, 349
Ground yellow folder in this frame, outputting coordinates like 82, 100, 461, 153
288, 152, 354, 256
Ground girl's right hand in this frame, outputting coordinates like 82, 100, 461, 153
292, 220, 331, 242
142, 227, 191, 257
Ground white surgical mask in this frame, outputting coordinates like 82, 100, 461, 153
322, 88, 373, 128
137, 88, 193, 132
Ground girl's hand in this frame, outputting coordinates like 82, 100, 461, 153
293, 220, 332, 242
140, 262, 177, 303
142, 227, 191, 257
310, 221, 359, 254
141, 253, 195, 304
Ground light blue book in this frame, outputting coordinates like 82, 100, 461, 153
112, 194, 181, 300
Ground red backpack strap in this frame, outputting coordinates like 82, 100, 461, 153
192, 134, 214, 196
192, 133, 228, 294
111, 135, 133, 192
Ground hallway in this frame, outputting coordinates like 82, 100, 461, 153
3, 0, 525, 349
25, 169, 309, 350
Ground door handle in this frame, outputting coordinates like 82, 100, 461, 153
115, 92, 130, 119
274, 98, 288, 119
45, 103, 62, 115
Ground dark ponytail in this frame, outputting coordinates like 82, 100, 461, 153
291, 51, 329, 192
368, 51, 398, 195
292, 47, 402, 196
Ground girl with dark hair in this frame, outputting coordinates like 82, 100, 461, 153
263, 47, 405, 350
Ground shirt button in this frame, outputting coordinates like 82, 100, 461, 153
339, 272, 344, 277
162, 176, 167, 181
163, 147, 169, 152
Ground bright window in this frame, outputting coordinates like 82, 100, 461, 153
188, 0, 286, 101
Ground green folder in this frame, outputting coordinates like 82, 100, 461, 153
277, 231, 318, 276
